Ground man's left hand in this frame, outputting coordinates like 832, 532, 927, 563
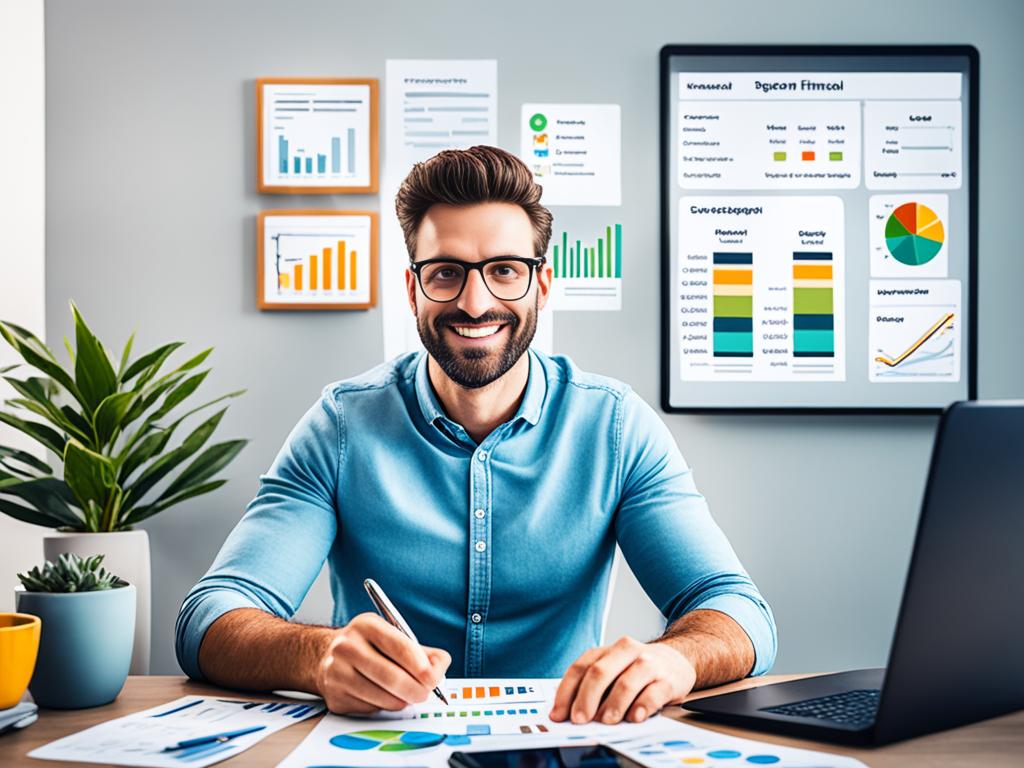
549, 636, 697, 724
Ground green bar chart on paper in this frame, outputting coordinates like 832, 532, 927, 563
552, 223, 622, 279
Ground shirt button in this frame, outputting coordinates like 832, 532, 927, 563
471, 613, 482, 624
477, 451, 488, 461
474, 540, 486, 553
474, 508, 485, 519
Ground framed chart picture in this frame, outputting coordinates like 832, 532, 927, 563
257, 210, 378, 310
257, 77, 379, 194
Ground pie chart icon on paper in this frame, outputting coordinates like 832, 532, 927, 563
885, 202, 945, 267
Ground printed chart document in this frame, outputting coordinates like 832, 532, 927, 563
275, 678, 866, 768
29, 695, 324, 767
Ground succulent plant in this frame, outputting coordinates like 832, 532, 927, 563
17, 553, 128, 593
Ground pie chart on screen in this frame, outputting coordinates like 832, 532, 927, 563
885, 202, 945, 266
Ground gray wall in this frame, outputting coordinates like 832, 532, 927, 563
44, 0, 1024, 676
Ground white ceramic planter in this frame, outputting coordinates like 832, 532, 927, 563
42, 530, 151, 674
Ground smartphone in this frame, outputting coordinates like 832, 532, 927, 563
449, 744, 646, 768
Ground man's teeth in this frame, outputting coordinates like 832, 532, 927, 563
452, 324, 502, 338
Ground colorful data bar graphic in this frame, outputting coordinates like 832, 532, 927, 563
713, 252, 753, 358
278, 129, 356, 176
278, 238, 358, 293
552, 224, 622, 279
417, 708, 541, 720
793, 252, 835, 358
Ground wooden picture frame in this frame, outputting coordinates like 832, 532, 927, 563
257, 77, 379, 194
257, 210, 379, 310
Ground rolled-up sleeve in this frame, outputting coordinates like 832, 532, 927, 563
174, 386, 342, 680
613, 390, 777, 676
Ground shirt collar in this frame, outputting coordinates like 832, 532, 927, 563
414, 349, 547, 432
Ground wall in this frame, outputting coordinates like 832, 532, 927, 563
40, 0, 1024, 675
0, 0, 46, 611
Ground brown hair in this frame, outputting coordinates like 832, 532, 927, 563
395, 145, 553, 262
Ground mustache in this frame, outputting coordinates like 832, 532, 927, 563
433, 309, 519, 332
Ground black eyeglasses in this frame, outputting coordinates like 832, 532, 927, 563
409, 256, 546, 303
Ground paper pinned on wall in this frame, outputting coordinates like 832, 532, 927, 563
28, 695, 324, 767
380, 60, 554, 362
275, 678, 867, 768
521, 104, 622, 207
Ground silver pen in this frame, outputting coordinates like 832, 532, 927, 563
363, 578, 449, 705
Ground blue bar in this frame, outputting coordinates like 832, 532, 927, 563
317, 154, 326, 173
714, 317, 752, 332
347, 128, 355, 174
713, 332, 754, 354
293, 157, 301, 174
713, 252, 753, 264
794, 329, 835, 353
614, 223, 622, 277
152, 699, 203, 718
793, 314, 834, 330
332, 136, 341, 173
305, 157, 312, 174
793, 251, 833, 261
278, 136, 288, 174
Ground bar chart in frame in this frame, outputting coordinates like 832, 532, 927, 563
259, 212, 375, 309
547, 222, 623, 311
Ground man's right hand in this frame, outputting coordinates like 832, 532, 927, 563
315, 612, 452, 714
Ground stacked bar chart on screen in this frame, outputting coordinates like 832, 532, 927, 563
793, 252, 835, 359
712, 253, 753, 361
260, 214, 373, 307
548, 223, 622, 311
677, 196, 845, 382
261, 81, 373, 189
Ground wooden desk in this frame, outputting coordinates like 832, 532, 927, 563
2, 675, 1022, 767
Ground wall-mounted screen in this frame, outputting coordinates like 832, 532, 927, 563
660, 46, 977, 413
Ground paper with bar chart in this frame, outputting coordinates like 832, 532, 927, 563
277, 679, 865, 768
548, 222, 623, 311
869, 279, 961, 382
870, 195, 949, 278
259, 213, 375, 309
259, 79, 375, 191
677, 196, 846, 382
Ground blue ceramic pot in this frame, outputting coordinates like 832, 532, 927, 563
16, 584, 135, 709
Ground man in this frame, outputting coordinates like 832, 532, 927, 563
175, 146, 776, 725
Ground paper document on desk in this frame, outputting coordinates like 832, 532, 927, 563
28, 695, 324, 767
275, 678, 866, 768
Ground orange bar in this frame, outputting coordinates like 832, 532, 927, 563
337, 241, 346, 290
462, 687, 472, 699
793, 264, 832, 280
294, 264, 303, 291
713, 269, 752, 285
489, 686, 499, 697
323, 247, 332, 290
475, 686, 485, 698
802, 151, 815, 161
310, 255, 318, 290
350, 250, 357, 291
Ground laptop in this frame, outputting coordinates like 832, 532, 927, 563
683, 400, 1024, 745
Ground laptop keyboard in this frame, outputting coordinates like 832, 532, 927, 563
760, 688, 881, 729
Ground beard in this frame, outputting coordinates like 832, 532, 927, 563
417, 297, 538, 389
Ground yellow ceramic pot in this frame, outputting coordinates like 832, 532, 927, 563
0, 613, 41, 709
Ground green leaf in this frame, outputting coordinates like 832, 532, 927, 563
121, 342, 183, 385
0, 364, 19, 374
4, 397, 94, 446
0, 320, 57, 361
70, 302, 118, 412
149, 369, 209, 421
63, 336, 75, 365
0, 445, 52, 475
117, 332, 135, 380
0, 323, 88, 411
120, 372, 186, 429
0, 413, 67, 455
0, 498, 67, 527
121, 408, 227, 512
93, 391, 137, 448
0, 476, 83, 528
63, 439, 116, 513
162, 439, 247, 498
123, 479, 227, 525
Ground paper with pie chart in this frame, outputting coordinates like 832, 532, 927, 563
870, 195, 948, 278
275, 678, 866, 768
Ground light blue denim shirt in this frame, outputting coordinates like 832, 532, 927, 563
175, 350, 776, 679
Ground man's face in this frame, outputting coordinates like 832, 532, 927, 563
406, 202, 551, 389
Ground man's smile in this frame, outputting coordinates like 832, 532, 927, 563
449, 323, 508, 340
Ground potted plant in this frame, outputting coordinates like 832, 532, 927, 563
0, 301, 247, 673
16, 553, 135, 708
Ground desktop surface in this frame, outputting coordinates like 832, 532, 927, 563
1, 675, 1021, 768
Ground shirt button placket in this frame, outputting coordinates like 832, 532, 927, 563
467, 446, 491, 676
